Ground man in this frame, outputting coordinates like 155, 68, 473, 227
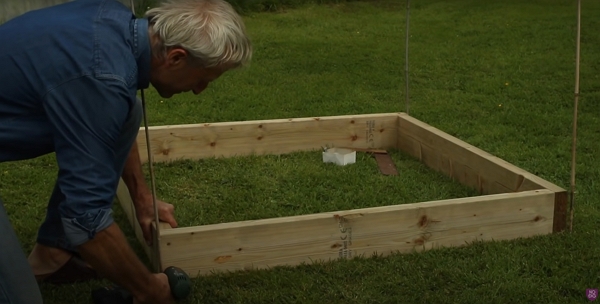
0, 0, 252, 303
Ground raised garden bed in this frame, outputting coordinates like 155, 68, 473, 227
117, 112, 567, 278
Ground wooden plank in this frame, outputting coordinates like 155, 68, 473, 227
136, 113, 399, 164
519, 180, 568, 232
397, 114, 565, 194
115, 179, 152, 259
157, 190, 554, 277
518, 172, 567, 232
116, 178, 171, 271
396, 114, 568, 233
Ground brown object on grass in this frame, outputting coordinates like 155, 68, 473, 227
373, 152, 398, 176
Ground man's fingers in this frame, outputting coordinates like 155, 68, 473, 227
140, 221, 153, 246
159, 204, 178, 228
161, 215, 178, 228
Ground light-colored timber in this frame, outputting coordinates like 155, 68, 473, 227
116, 178, 172, 271
135, 113, 399, 163
158, 189, 554, 277
115, 112, 567, 276
397, 113, 567, 231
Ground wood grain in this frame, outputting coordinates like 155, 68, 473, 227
135, 113, 399, 163
117, 113, 568, 275
397, 113, 567, 231
157, 190, 554, 277
398, 113, 565, 194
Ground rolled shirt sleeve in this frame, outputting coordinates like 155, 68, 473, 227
42, 75, 133, 246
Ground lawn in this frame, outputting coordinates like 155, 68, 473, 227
2, 0, 600, 303
147, 148, 482, 227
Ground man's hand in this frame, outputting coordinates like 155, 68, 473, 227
133, 273, 176, 304
121, 141, 178, 246
135, 196, 178, 246
78, 223, 176, 304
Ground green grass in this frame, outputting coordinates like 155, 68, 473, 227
1, 0, 600, 303
150, 150, 479, 227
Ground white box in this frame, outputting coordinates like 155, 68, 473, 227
322, 148, 356, 166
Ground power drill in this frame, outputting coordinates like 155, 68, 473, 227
91, 266, 192, 304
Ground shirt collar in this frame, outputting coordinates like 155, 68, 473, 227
131, 18, 151, 90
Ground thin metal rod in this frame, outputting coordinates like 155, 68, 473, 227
140, 89, 162, 272
132, 0, 160, 268
140, 89, 160, 236
404, 0, 410, 115
130, 0, 136, 15
569, 0, 581, 232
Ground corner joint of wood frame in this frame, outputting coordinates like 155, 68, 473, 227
552, 190, 568, 233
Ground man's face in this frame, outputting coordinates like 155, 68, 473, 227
149, 47, 232, 98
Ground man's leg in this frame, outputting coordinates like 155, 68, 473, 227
29, 182, 95, 283
0, 198, 44, 304
29, 97, 143, 283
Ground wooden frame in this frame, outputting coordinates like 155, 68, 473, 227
116, 112, 567, 278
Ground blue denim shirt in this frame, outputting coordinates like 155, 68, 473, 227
0, 0, 151, 246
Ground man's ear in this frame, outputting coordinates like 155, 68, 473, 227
165, 47, 189, 69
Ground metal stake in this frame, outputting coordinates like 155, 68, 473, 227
131, 0, 162, 270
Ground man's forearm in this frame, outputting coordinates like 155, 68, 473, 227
77, 223, 162, 302
122, 140, 152, 204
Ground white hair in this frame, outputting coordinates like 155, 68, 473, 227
145, 0, 252, 68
